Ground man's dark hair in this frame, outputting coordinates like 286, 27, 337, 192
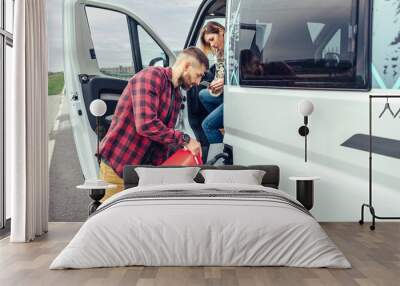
181, 46, 210, 70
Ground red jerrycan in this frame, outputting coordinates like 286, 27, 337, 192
162, 149, 203, 166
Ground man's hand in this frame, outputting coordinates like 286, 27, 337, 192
209, 78, 224, 94
184, 137, 202, 156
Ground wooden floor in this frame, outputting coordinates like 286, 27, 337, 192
0, 222, 399, 286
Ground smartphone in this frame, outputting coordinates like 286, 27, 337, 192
200, 81, 210, 87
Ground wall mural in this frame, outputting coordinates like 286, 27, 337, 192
63, 0, 400, 214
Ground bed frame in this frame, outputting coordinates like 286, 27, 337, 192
123, 165, 280, 189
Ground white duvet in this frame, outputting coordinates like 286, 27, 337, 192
50, 183, 351, 269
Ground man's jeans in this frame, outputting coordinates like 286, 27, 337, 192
199, 89, 223, 144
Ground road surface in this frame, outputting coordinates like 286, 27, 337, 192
48, 93, 90, 222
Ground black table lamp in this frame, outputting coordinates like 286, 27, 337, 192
89, 99, 107, 166
298, 100, 314, 162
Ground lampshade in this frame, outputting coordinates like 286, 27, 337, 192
89, 99, 107, 117
298, 100, 314, 116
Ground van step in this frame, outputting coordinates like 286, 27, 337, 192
341, 134, 400, 159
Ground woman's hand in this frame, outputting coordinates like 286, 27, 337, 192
209, 78, 224, 94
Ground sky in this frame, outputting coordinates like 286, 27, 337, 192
47, 0, 64, 72
47, 0, 203, 72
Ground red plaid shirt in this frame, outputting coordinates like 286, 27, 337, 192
99, 67, 185, 177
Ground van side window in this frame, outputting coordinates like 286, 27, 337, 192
229, 0, 371, 90
86, 7, 134, 80
137, 26, 168, 68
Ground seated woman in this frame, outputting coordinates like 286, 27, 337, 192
199, 21, 225, 144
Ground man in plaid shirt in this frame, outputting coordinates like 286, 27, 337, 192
99, 47, 209, 201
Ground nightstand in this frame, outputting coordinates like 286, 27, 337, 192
289, 176, 320, 210
77, 180, 117, 215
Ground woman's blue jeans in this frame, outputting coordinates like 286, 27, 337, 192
199, 89, 223, 144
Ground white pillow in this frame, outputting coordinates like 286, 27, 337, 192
135, 167, 200, 186
200, 169, 266, 185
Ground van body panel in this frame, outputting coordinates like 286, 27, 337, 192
225, 0, 400, 221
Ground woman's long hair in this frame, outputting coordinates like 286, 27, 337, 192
199, 21, 225, 55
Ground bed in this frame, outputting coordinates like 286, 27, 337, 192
50, 165, 350, 269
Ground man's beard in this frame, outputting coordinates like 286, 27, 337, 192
178, 74, 192, 91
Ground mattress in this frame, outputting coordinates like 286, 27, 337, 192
50, 183, 351, 269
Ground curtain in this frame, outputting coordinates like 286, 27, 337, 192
7, 0, 49, 242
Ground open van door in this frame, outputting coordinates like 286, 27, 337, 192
182, 0, 230, 163
64, 0, 178, 179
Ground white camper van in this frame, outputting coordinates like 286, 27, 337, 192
64, 0, 400, 221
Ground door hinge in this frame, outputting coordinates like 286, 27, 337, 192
71, 92, 79, 101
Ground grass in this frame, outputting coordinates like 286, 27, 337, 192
48, 72, 65, 96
